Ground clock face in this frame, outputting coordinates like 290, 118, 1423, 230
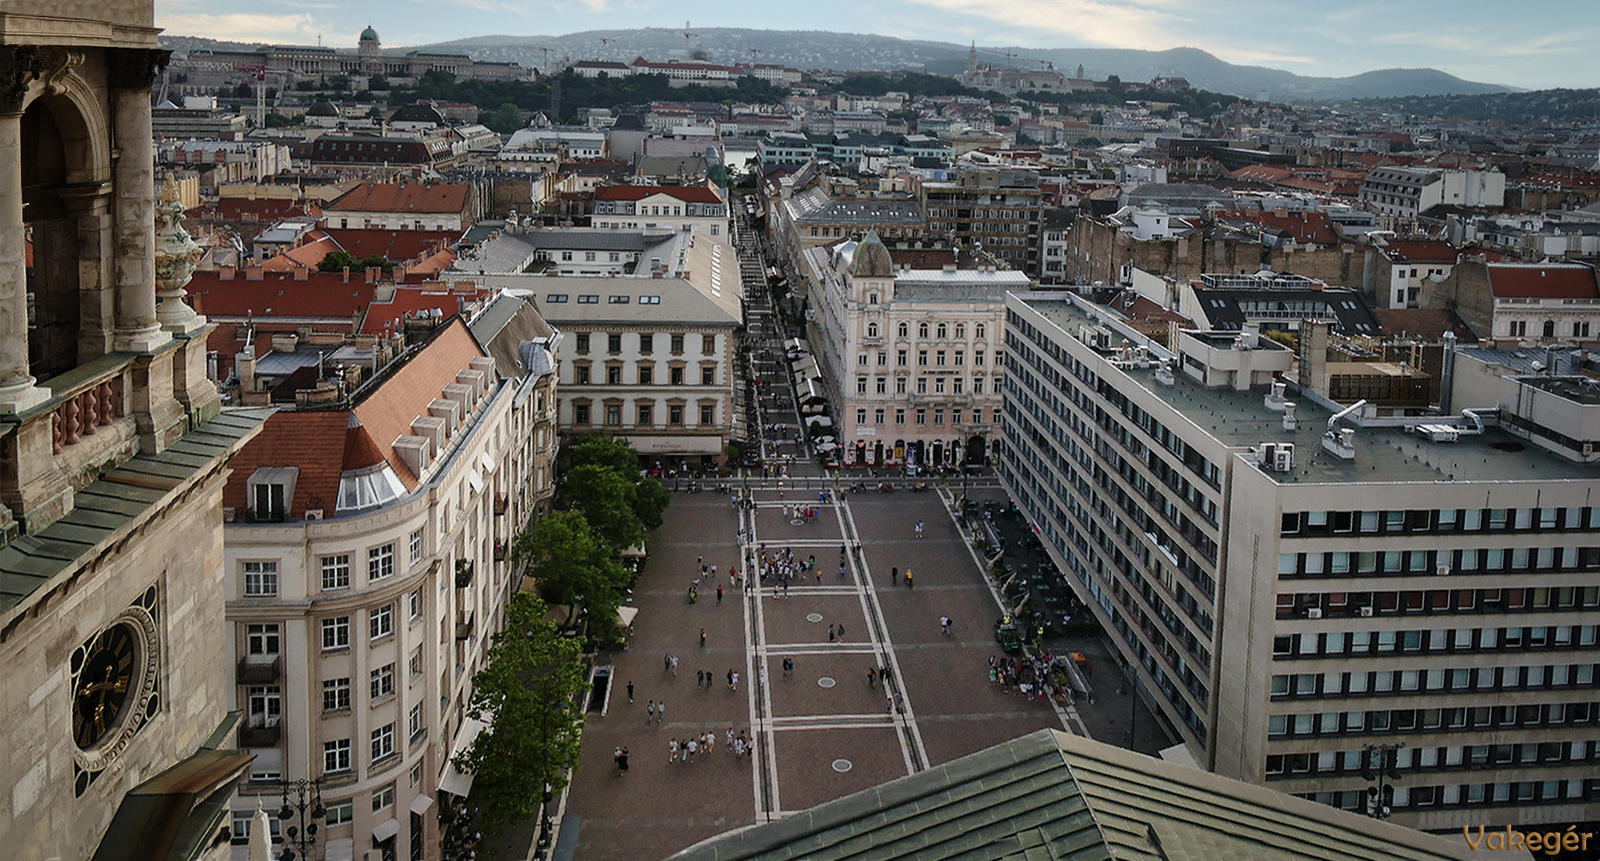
73, 623, 139, 750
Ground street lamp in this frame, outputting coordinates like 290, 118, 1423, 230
275, 778, 326, 861
1361, 743, 1404, 819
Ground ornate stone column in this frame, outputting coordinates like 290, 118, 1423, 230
0, 46, 50, 414
108, 48, 171, 354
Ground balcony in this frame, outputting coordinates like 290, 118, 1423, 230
455, 558, 474, 588
239, 715, 282, 747
493, 494, 508, 516
236, 653, 282, 684
455, 610, 475, 640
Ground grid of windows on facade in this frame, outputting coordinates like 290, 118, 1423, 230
1281, 506, 1600, 540
1276, 584, 1600, 622
1281, 773, 1599, 814
1271, 622, 1600, 662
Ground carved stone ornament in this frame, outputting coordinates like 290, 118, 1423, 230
154, 176, 207, 334
41, 48, 85, 97
106, 47, 171, 92
0, 45, 46, 113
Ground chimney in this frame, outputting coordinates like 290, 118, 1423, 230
220, 266, 237, 280
342, 266, 351, 283
236, 345, 257, 392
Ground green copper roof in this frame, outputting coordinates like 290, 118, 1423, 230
669, 730, 1472, 861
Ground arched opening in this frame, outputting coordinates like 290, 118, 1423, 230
931, 439, 945, 465
965, 434, 986, 465
873, 440, 883, 464
22, 95, 94, 381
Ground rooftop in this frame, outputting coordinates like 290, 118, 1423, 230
670, 729, 1472, 861
324, 182, 469, 215
1486, 262, 1600, 300
1023, 295, 1600, 485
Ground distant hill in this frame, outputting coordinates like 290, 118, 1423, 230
158, 28, 1517, 102
1347, 88, 1600, 123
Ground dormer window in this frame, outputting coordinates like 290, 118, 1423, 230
247, 467, 298, 522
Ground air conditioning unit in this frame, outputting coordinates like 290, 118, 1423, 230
1435, 564, 1451, 576
305, 509, 324, 521
1306, 607, 1323, 619
1358, 606, 1374, 617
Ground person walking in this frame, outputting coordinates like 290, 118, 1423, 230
668, 738, 679, 763
891, 566, 898, 586
940, 615, 952, 636
647, 700, 656, 724
627, 680, 635, 703
696, 669, 705, 689
828, 623, 836, 642
782, 656, 793, 678
664, 653, 672, 674
700, 627, 708, 648
867, 667, 877, 688
658, 701, 666, 723
670, 655, 680, 675
915, 520, 924, 539
614, 746, 629, 776
716, 585, 724, 604
905, 569, 914, 589
731, 671, 740, 692
839, 563, 847, 583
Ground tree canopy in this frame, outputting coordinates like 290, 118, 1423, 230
558, 464, 646, 551
455, 593, 587, 832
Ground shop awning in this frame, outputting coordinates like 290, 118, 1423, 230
618, 606, 639, 627
372, 818, 400, 843
438, 716, 493, 798
410, 795, 435, 816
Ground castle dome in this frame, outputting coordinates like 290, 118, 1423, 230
359, 25, 379, 43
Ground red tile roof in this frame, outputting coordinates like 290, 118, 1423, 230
593, 184, 723, 204
222, 410, 351, 518
1487, 264, 1600, 300
261, 232, 340, 271
324, 182, 469, 214
1382, 240, 1458, 265
323, 228, 459, 263
1213, 209, 1339, 245
361, 285, 493, 335
351, 319, 486, 487
189, 270, 376, 322
211, 197, 320, 222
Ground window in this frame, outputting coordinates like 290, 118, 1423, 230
371, 723, 396, 763
321, 616, 350, 651
936, 323, 947, 339
896, 378, 907, 394
670, 366, 684, 385
857, 408, 867, 425
409, 647, 423, 678
323, 739, 352, 774
916, 378, 927, 394
867, 323, 879, 338
919, 322, 929, 338
372, 783, 395, 813
936, 350, 947, 367
671, 334, 685, 353
934, 409, 944, 425
574, 365, 591, 385
370, 663, 395, 700
603, 333, 621, 353
574, 403, 591, 425
955, 324, 965, 339
370, 605, 393, 640
243, 561, 278, 597
701, 366, 715, 385
669, 405, 684, 425
897, 350, 908, 366
368, 544, 395, 582
699, 404, 715, 425
545, 293, 568, 303
606, 366, 622, 385
409, 529, 425, 564
320, 555, 351, 591
898, 323, 908, 338
247, 624, 280, 655
874, 408, 885, 424
857, 353, 869, 366
974, 323, 985, 340
895, 409, 906, 425
605, 404, 621, 426
575, 333, 590, 353
857, 376, 868, 394
409, 703, 425, 741
916, 409, 927, 425
917, 350, 928, 366
637, 404, 653, 425
703, 334, 716, 354
876, 377, 887, 394
577, 295, 599, 304
323, 678, 351, 712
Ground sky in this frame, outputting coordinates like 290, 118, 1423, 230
153, 0, 1597, 91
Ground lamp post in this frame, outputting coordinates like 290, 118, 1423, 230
274, 778, 326, 861
1361, 743, 1404, 819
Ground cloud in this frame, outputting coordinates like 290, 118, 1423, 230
154, 9, 325, 42
899, 0, 1185, 50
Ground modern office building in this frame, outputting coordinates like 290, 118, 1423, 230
921, 164, 1044, 276
1001, 290, 1600, 832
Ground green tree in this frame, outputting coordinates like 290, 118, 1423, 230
515, 511, 621, 608
1105, 74, 1123, 94
317, 250, 358, 272
566, 432, 640, 475
454, 593, 587, 833
487, 102, 525, 134
633, 476, 669, 532
558, 465, 645, 551
367, 73, 390, 90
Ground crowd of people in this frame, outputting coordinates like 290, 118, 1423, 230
666, 727, 757, 764
988, 652, 1080, 705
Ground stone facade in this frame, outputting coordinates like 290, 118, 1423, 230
1, 6, 268, 859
